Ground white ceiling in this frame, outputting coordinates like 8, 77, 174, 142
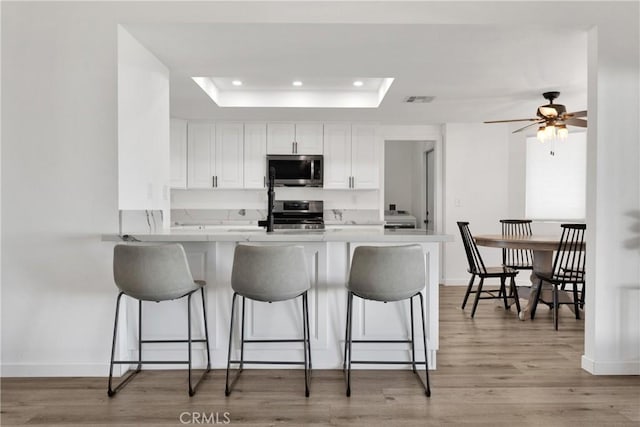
125, 23, 588, 125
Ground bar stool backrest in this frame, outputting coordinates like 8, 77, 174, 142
500, 219, 534, 269
552, 224, 586, 281
457, 222, 487, 275
231, 245, 310, 302
348, 245, 425, 302
113, 243, 196, 302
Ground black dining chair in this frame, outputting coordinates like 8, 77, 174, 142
457, 222, 521, 318
500, 219, 534, 271
530, 224, 586, 330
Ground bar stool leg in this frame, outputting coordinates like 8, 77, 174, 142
305, 292, 312, 371
302, 292, 310, 397
240, 297, 246, 370
418, 292, 431, 397
200, 288, 212, 370
225, 292, 238, 396
137, 300, 142, 373
342, 292, 352, 372
346, 292, 354, 397
410, 296, 417, 373
187, 293, 194, 396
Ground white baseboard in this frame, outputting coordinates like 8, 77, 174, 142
442, 279, 532, 287
581, 355, 640, 375
1, 363, 110, 377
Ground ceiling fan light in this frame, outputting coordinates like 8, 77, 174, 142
537, 126, 546, 141
557, 124, 568, 140
545, 124, 556, 139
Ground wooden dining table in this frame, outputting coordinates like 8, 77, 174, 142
473, 234, 572, 320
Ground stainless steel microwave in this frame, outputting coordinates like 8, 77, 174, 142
266, 155, 323, 187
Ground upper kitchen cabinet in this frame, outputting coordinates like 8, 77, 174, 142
170, 118, 187, 189
267, 122, 323, 154
187, 122, 244, 189
244, 123, 267, 189
324, 123, 380, 189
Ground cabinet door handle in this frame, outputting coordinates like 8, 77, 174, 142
215, 176, 218, 188
263, 176, 266, 188
212, 176, 215, 188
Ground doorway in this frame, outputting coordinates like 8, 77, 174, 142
383, 140, 438, 231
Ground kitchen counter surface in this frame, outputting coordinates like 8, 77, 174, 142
102, 228, 452, 243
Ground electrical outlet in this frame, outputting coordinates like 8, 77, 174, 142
454, 198, 461, 207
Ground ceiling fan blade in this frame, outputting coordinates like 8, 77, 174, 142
564, 118, 588, 128
512, 121, 544, 134
565, 110, 587, 118
484, 118, 539, 124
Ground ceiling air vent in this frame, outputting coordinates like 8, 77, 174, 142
403, 96, 435, 103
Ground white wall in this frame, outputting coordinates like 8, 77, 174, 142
2, 2, 119, 375
443, 123, 510, 284
117, 26, 170, 217
582, 20, 640, 375
384, 142, 415, 213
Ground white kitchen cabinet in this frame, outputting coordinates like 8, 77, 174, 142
323, 123, 380, 189
215, 122, 244, 189
351, 124, 380, 189
170, 118, 187, 189
323, 123, 352, 189
267, 122, 323, 154
244, 123, 267, 189
187, 122, 244, 189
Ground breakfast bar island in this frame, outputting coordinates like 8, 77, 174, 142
102, 228, 452, 372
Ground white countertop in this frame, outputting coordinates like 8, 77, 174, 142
102, 228, 453, 243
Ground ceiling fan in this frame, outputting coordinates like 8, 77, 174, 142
485, 91, 587, 140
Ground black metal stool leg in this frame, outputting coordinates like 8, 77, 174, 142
342, 292, 352, 372
305, 292, 312, 371
201, 288, 212, 370
187, 293, 194, 396
346, 291, 354, 397
418, 292, 431, 397
410, 296, 417, 373
240, 297, 246, 370
137, 300, 142, 372
108, 293, 140, 397
225, 293, 238, 396
302, 292, 310, 397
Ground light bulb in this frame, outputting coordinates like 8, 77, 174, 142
231, 80, 243, 86
537, 126, 546, 141
292, 81, 303, 87
557, 124, 568, 140
545, 125, 556, 139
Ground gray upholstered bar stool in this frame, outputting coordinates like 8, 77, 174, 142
226, 244, 312, 397
108, 243, 211, 397
344, 244, 431, 396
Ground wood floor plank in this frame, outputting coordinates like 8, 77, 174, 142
2, 286, 639, 426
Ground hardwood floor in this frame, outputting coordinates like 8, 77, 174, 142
2, 286, 639, 426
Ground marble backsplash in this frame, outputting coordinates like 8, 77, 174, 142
170, 209, 382, 226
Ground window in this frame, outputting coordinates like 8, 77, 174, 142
525, 132, 587, 220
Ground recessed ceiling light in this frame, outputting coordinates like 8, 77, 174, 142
353, 81, 364, 87
292, 81, 303, 87
232, 80, 243, 86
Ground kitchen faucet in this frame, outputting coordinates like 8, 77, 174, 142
258, 167, 276, 232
